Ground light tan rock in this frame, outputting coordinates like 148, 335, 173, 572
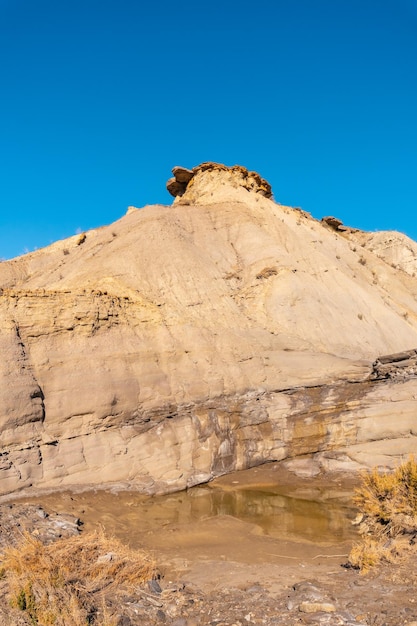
299, 601, 336, 613
166, 162, 272, 202
349, 229, 417, 276
1, 164, 417, 496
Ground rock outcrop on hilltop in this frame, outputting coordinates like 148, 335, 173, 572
166, 162, 273, 202
1, 163, 417, 497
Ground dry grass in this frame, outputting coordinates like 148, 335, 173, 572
0, 529, 156, 625
348, 538, 394, 573
349, 456, 417, 572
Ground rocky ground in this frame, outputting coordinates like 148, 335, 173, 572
105, 561, 417, 626
124, 554, 417, 626
0, 502, 416, 626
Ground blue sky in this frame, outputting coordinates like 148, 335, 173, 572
1, 0, 416, 259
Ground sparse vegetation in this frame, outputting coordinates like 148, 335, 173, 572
1, 529, 156, 625
349, 456, 417, 573
63, 249, 70, 256
256, 267, 278, 280
77, 233, 87, 246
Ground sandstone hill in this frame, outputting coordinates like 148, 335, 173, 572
1, 163, 417, 497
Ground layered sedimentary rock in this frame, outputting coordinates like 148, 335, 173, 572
166, 162, 273, 203
1, 163, 417, 497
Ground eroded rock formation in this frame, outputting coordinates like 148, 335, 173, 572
371, 349, 417, 380
166, 162, 273, 203
1, 163, 417, 497
321, 216, 358, 233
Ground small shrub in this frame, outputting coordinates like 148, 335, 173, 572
354, 456, 417, 521
77, 233, 87, 245
349, 538, 393, 573
349, 456, 417, 572
63, 249, 70, 256
1, 529, 156, 625
16, 588, 27, 611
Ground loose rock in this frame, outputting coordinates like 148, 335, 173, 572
299, 601, 336, 613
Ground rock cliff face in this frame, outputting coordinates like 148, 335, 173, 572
1, 163, 417, 497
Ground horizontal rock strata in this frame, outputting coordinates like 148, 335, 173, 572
1, 164, 417, 496
372, 349, 417, 380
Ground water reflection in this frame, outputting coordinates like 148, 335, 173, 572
28, 483, 357, 549
144, 486, 357, 543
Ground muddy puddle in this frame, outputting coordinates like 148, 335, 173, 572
21, 463, 359, 570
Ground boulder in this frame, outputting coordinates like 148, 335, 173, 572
172, 166, 194, 184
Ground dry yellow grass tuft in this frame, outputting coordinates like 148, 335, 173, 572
0, 528, 156, 625
349, 456, 417, 572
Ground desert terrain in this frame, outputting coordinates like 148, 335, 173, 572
1, 163, 417, 624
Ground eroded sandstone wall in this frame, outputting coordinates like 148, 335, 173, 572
1, 347, 416, 497
1, 165, 417, 496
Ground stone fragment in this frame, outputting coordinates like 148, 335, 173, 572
166, 177, 186, 197
117, 617, 132, 626
376, 349, 417, 364
321, 216, 344, 230
0, 504, 81, 548
371, 349, 417, 380
299, 601, 336, 613
96, 552, 116, 563
172, 166, 194, 183
148, 579, 162, 594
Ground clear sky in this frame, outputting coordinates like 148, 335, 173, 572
1, 0, 416, 260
